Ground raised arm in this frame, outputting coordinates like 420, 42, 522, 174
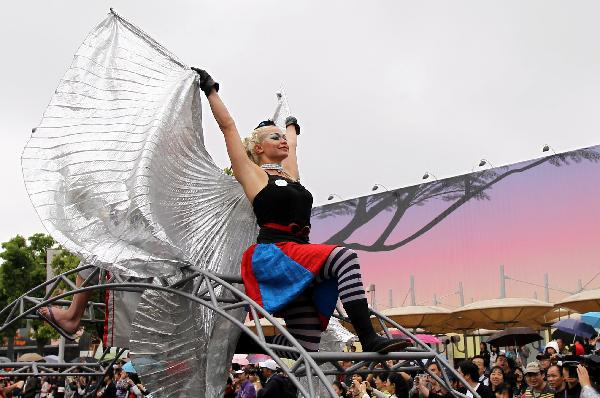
192, 68, 265, 199
282, 116, 300, 180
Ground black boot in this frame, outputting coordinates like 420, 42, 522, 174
343, 299, 411, 353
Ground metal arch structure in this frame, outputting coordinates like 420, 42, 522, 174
0, 265, 479, 398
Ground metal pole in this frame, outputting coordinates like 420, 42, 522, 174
388, 289, 393, 308
458, 282, 465, 307
499, 265, 506, 298
58, 336, 65, 362
577, 279, 583, 292
410, 275, 416, 306
544, 273, 550, 302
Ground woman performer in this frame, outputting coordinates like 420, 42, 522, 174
193, 68, 408, 354
37, 66, 408, 354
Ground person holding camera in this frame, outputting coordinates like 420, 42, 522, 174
233, 369, 256, 398
578, 365, 599, 398
255, 360, 296, 398
562, 364, 582, 398
347, 373, 371, 398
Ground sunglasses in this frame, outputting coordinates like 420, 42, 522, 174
256, 120, 276, 129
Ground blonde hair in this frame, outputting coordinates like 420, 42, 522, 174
242, 126, 282, 165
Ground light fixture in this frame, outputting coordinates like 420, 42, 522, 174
422, 172, 438, 181
371, 183, 390, 192
478, 159, 494, 169
327, 194, 343, 201
542, 144, 557, 155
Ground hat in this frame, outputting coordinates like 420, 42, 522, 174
536, 353, 550, 360
234, 370, 244, 375
258, 359, 278, 371
524, 362, 542, 374
545, 341, 560, 354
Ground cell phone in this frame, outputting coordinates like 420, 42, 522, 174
567, 366, 578, 379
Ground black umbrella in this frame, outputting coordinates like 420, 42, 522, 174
487, 327, 542, 347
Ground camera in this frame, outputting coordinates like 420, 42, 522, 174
559, 355, 600, 385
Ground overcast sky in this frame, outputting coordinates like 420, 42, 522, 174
1, 1, 599, 244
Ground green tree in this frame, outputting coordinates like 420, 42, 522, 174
50, 247, 81, 285
0, 234, 54, 359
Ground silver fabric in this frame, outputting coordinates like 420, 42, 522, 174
272, 89, 292, 129
22, 11, 258, 278
129, 272, 246, 397
298, 318, 356, 397
23, 10, 258, 396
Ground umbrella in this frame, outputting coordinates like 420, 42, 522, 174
69, 357, 98, 364
122, 361, 136, 374
17, 353, 43, 362
0, 357, 11, 364
377, 306, 451, 329
452, 298, 553, 329
487, 327, 542, 347
552, 318, 598, 339
581, 312, 600, 329
232, 354, 249, 366
43, 355, 60, 364
246, 354, 270, 364
555, 289, 600, 313
386, 329, 442, 344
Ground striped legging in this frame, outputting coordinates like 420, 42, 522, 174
271, 246, 366, 357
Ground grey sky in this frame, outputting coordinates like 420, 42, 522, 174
1, 1, 599, 244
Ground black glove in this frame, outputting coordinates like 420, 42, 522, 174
191, 67, 219, 96
285, 116, 300, 135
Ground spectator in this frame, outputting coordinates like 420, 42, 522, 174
473, 356, 490, 386
414, 363, 451, 398
523, 362, 553, 398
348, 373, 371, 398
574, 341, 586, 356
332, 380, 347, 397
513, 367, 526, 396
371, 372, 390, 398
494, 383, 513, 398
545, 341, 561, 361
247, 369, 262, 392
496, 353, 516, 389
577, 365, 599, 398
556, 339, 569, 356
562, 365, 582, 398
256, 359, 296, 398
537, 354, 552, 372
0, 379, 24, 397
387, 373, 409, 398
457, 360, 493, 398
491, 346, 500, 367
96, 369, 117, 398
234, 369, 256, 398
480, 343, 492, 369
546, 365, 565, 398
490, 366, 505, 393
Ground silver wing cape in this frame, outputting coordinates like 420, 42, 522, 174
22, 11, 258, 278
22, 10, 262, 396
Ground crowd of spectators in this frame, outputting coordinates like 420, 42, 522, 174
317, 337, 600, 398
0, 359, 149, 398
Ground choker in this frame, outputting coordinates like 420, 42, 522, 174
260, 163, 284, 172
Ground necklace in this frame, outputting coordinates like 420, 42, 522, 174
260, 163, 297, 182
260, 163, 284, 172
